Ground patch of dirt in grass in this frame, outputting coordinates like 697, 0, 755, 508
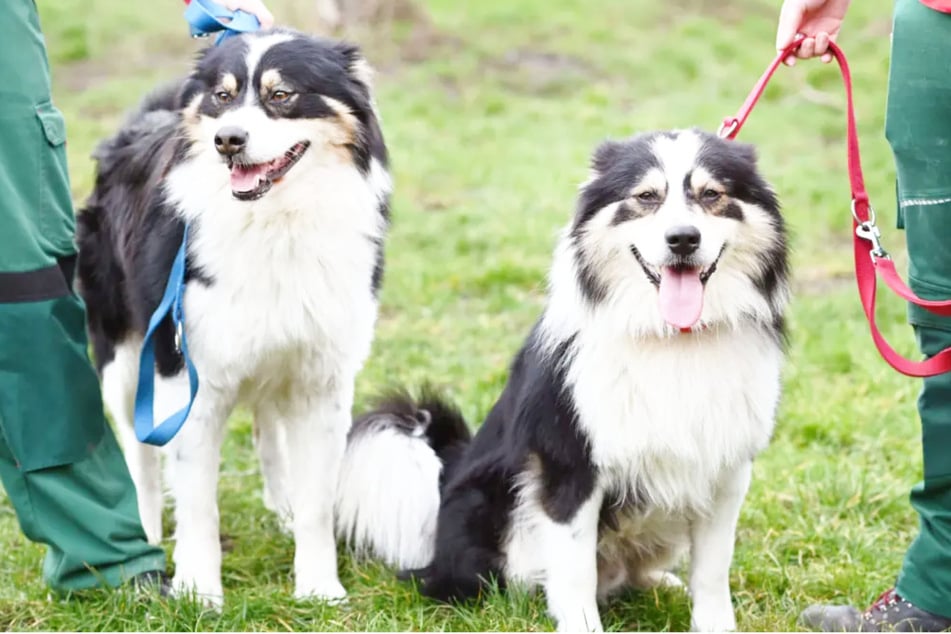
328, 3, 466, 74
663, 0, 777, 24
483, 48, 599, 96
57, 38, 196, 93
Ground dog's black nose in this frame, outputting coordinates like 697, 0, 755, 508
665, 225, 701, 256
214, 126, 248, 157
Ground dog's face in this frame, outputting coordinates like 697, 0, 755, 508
179, 30, 386, 201
570, 129, 787, 332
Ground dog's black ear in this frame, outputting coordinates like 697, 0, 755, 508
729, 140, 759, 167
590, 140, 626, 174
337, 44, 375, 94
176, 45, 218, 107
334, 41, 362, 62
177, 76, 205, 108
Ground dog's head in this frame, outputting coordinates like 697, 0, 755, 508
178, 29, 387, 202
568, 129, 787, 334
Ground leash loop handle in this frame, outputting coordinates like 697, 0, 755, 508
133, 226, 200, 446
184, 0, 261, 44
719, 41, 802, 140
726, 41, 951, 376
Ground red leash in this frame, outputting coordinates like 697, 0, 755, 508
722, 41, 951, 377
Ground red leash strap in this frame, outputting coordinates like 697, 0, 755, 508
724, 41, 951, 377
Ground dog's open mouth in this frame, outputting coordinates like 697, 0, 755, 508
229, 141, 310, 201
630, 245, 724, 330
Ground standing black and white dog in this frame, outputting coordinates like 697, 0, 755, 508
76, 30, 390, 606
338, 129, 788, 631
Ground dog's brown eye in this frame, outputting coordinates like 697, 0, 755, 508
215, 91, 233, 104
636, 191, 658, 203
270, 90, 291, 103
701, 189, 721, 202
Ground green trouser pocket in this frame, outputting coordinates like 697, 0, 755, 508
0, 100, 77, 272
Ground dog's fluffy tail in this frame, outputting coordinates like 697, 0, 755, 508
335, 386, 471, 569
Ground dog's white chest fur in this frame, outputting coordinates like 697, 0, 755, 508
568, 325, 782, 511
503, 324, 782, 598
165, 157, 388, 391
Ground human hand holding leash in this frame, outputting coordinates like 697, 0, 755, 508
776, 0, 852, 65
220, 0, 274, 28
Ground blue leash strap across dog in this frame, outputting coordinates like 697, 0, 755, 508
133, 226, 200, 445
132, 2, 261, 446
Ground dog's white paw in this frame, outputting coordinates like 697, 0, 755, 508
171, 576, 224, 610
690, 604, 736, 632
294, 578, 348, 604
645, 570, 686, 589
552, 606, 603, 632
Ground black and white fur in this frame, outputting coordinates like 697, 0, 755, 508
76, 30, 390, 606
334, 388, 471, 569
338, 129, 788, 631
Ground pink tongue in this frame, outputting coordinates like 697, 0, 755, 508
230, 164, 268, 192
658, 267, 704, 329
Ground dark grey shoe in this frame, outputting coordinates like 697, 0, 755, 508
129, 570, 171, 597
800, 589, 951, 632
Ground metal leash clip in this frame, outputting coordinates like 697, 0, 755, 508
852, 199, 888, 259
174, 321, 184, 354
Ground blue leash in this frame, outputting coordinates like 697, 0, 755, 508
184, 0, 262, 44
133, 227, 200, 445
132, 2, 261, 446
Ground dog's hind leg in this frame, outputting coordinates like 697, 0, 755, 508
687, 461, 752, 632
163, 376, 235, 608
281, 384, 351, 602
101, 339, 165, 545
539, 493, 604, 632
252, 405, 292, 533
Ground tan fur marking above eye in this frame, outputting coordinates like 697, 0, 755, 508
220, 73, 238, 94
629, 169, 667, 201
260, 69, 283, 92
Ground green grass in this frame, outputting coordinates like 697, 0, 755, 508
0, 0, 920, 630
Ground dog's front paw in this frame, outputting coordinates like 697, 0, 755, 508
294, 577, 348, 604
642, 569, 685, 589
690, 604, 736, 632
552, 606, 604, 632
171, 575, 224, 610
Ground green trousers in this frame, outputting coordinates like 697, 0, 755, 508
886, 0, 951, 618
0, 0, 165, 590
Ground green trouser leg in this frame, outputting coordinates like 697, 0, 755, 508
0, 0, 165, 592
886, 0, 951, 618
0, 294, 166, 592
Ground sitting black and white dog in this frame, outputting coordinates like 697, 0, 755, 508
76, 30, 390, 606
338, 129, 788, 631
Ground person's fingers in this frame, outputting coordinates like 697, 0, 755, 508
797, 36, 817, 59
820, 52, 833, 63
776, 1, 806, 50
223, 0, 275, 28
814, 31, 830, 56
